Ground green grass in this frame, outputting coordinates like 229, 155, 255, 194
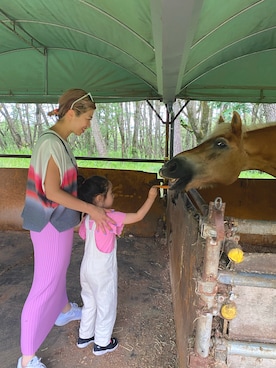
0, 158, 274, 179
77, 160, 162, 173
239, 170, 274, 179
0, 157, 162, 174
0, 157, 31, 168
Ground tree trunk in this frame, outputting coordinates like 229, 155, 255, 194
186, 101, 203, 144
263, 103, 276, 123
0, 103, 22, 148
132, 102, 139, 157
91, 113, 107, 157
200, 101, 211, 138
116, 103, 126, 157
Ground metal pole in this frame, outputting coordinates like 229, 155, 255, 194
194, 199, 226, 358
216, 338, 276, 360
194, 313, 213, 358
165, 108, 170, 160
218, 270, 276, 288
228, 340, 276, 359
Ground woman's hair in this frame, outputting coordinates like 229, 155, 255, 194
78, 175, 110, 205
48, 88, 96, 119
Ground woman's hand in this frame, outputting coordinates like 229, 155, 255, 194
44, 157, 116, 233
87, 205, 116, 233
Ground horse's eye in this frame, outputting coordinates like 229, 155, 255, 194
215, 139, 228, 149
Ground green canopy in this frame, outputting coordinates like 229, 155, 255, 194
0, 0, 275, 104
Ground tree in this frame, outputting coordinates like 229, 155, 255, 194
0, 103, 22, 149
4, 100, 272, 163
90, 113, 107, 157
186, 100, 210, 144
263, 103, 276, 123
132, 102, 139, 157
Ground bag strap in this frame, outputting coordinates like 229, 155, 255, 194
42, 131, 76, 168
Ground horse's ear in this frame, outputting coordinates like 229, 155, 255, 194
218, 115, 224, 124
231, 111, 242, 137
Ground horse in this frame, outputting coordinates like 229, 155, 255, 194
159, 111, 276, 192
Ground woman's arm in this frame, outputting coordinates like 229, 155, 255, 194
44, 156, 115, 232
123, 187, 158, 225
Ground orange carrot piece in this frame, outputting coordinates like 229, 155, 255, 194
153, 184, 170, 189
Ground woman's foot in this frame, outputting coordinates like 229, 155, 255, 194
17, 356, 46, 368
55, 302, 82, 326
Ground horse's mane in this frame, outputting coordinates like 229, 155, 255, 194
205, 120, 276, 142
206, 123, 233, 140
245, 121, 276, 131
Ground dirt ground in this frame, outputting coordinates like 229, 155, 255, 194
0, 231, 178, 368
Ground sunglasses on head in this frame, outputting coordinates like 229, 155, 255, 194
70, 92, 94, 110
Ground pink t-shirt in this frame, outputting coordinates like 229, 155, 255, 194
79, 210, 126, 253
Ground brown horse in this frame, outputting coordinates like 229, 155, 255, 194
159, 111, 276, 192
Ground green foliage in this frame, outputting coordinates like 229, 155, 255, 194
207, 101, 265, 127
0, 156, 162, 174
239, 170, 274, 179
0, 157, 30, 168
1, 101, 275, 180
77, 160, 162, 173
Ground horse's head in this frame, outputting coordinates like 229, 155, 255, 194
159, 111, 246, 192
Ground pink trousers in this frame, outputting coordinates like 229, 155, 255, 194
20, 223, 74, 355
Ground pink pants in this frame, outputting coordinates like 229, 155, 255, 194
20, 223, 74, 355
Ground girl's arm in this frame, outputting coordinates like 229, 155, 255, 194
123, 187, 158, 225
44, 156, 115, 232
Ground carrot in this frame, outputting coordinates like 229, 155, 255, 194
153, 184, 170, 189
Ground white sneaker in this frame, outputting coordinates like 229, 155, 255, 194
55, 302, 82, 326
93, 337, 119, 356
77, 336, 94, 348
17, 356, 46, 368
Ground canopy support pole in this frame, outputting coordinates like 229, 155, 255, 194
0, 9, 46, 55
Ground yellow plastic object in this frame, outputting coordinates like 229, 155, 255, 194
228, 248, 244, 263
221, 302, 237, 320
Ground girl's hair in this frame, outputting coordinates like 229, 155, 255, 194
48, 88, 96, 119
78, 175, 110, 205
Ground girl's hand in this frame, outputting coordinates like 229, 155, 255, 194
148, 186, 158, 200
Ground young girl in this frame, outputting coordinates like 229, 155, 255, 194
77, 175, 158, 356
18, 90, 114, 368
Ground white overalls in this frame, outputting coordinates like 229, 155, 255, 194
79, 216, 118, 346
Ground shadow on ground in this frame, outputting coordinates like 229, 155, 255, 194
0, 231, 177, 368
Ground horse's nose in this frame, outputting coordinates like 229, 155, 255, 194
163, 159, 178, 174
159, 159, 178, 176
159, 167, 164, 176
167, 160, 177, 173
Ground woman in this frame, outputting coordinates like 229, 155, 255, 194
17, 89, 114, 368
